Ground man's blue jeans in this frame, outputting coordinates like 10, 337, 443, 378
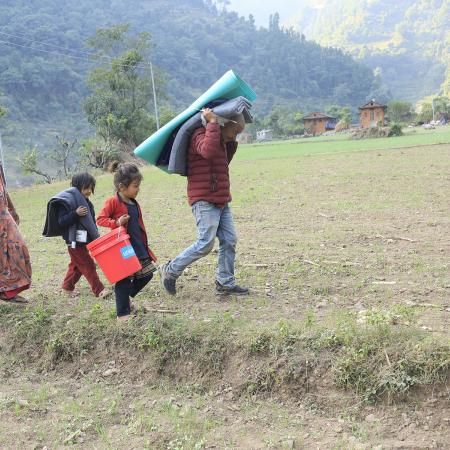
167, 201, 237, 287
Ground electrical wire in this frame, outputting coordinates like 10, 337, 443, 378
0, 38, 150, 70
0, 30, 100, 57
0, 30, 149, 67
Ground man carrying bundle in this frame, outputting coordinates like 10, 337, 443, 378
159, 108, 249, 297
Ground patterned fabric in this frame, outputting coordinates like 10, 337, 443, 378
0, 165, 32, 295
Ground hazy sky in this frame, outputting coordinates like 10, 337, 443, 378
226, 0, 297, 27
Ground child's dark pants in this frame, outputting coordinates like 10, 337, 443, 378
115, 273, 153, 317
62, 246, 105, 296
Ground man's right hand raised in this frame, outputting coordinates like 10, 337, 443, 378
202, 108, 218, 124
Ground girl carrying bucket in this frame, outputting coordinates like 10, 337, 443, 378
97, 163, 156, 322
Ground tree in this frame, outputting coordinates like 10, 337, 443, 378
50, 136, 78, 178
18, 147, 53, 184
0, 93, 6, 119
18, 137, 81, 183
387, 101, 414, 124
77, 138, 119, 170
84, 24, 165, 153
260, 106, 305, 138
417, 96, 450, 123
269, 12, 280, 31
434, 96, 450, 120
326, 105, 352, 124
418, 102, 433, 123
156, 106, 177, 129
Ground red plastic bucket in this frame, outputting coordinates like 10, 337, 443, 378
87, 227, 142, 283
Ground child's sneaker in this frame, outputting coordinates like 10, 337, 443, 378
159, 262, 176, 295
62, 289, 79, 298
98, 288, 112, 299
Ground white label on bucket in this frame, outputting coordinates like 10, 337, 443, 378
120, 245, 136, 260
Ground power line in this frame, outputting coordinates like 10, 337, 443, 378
0, 30, 100, 57
0, 30, 148, 67
0, 38, 149, 70
0, 36, 161, 124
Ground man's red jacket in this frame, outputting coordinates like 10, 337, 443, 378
187, 122, 238, 208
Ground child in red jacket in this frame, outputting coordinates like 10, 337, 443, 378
97, 163, 156, 321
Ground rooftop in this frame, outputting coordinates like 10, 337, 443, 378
359, 100, 387, 110
303, 112, 336, 120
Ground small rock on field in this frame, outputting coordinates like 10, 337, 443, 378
365, 414, 377, 423
64, 430, 83, 444
283, 439, 296, 449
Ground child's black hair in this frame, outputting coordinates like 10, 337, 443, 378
110, 162, 143, 190
71, 172, 96, 193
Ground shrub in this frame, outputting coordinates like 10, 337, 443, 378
388, 123, 403, 137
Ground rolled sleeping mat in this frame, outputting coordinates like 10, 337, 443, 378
134, 70, 256, 165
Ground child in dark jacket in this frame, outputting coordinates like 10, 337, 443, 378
59, 173, 111, 299
97, 163, 156, 322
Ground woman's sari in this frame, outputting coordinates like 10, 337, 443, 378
0, 164, 31, 299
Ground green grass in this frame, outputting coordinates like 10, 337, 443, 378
236, 125, 450, 161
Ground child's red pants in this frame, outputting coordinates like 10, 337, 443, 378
62, 246, 104, 296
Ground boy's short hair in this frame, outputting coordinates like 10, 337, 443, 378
71, 172, 96, 193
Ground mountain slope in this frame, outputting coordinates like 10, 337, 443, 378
285, 0, 449, 101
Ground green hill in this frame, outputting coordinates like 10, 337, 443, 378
285, 0, 449, 102
0, 0, 382, 185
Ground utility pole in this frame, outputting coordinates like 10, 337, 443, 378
0, 129, 5, 172
149, 61, 160, 130
0, 129, 6, 188
432, 98, 435, 123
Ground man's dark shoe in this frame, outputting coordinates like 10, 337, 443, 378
215, 281, 249, 296
159, 262, 176, 295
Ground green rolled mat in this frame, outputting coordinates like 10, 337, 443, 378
134, 70, 256, 166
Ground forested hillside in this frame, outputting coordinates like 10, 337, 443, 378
285, 0, 449, 102
0, 0, 383, 184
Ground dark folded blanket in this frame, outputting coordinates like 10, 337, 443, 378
43, 187, 99, 246
167, 96, 253, 176
211, 96, 253, 123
